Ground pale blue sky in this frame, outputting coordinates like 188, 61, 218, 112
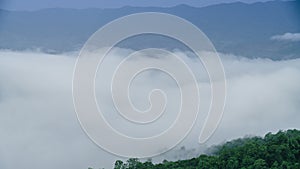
1, 0, 278, 11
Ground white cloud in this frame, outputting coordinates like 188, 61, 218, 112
271, 32, 300, 42
0, 49, 299, 169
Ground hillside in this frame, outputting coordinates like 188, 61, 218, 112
102, 129, 300, 169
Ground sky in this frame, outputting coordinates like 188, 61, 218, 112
0, 0, 281, 10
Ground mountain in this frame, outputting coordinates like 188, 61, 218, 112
110, 129, 300, 169
0, 1, 299, 59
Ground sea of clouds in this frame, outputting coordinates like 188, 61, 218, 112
0, 49, 299, 169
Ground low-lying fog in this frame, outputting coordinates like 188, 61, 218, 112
0, 49, 299, 169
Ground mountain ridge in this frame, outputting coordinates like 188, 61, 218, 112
0, 0, 299, 59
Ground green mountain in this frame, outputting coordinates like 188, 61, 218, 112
95, 129, 300, 169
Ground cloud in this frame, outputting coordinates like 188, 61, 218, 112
0, 49, 299, 169
271, 32, 300, 42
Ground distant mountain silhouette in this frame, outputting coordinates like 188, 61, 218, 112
0, 1, 299, 59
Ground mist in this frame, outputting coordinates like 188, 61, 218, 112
271, 32, 300, 42
0, 49, 299, 169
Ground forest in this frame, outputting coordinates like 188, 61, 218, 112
93, 129, 300, 169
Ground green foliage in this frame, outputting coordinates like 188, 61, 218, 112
106, 129, 300, 169
114, 160, 125, 169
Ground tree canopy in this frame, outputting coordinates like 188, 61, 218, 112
91, 129, 300, 169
